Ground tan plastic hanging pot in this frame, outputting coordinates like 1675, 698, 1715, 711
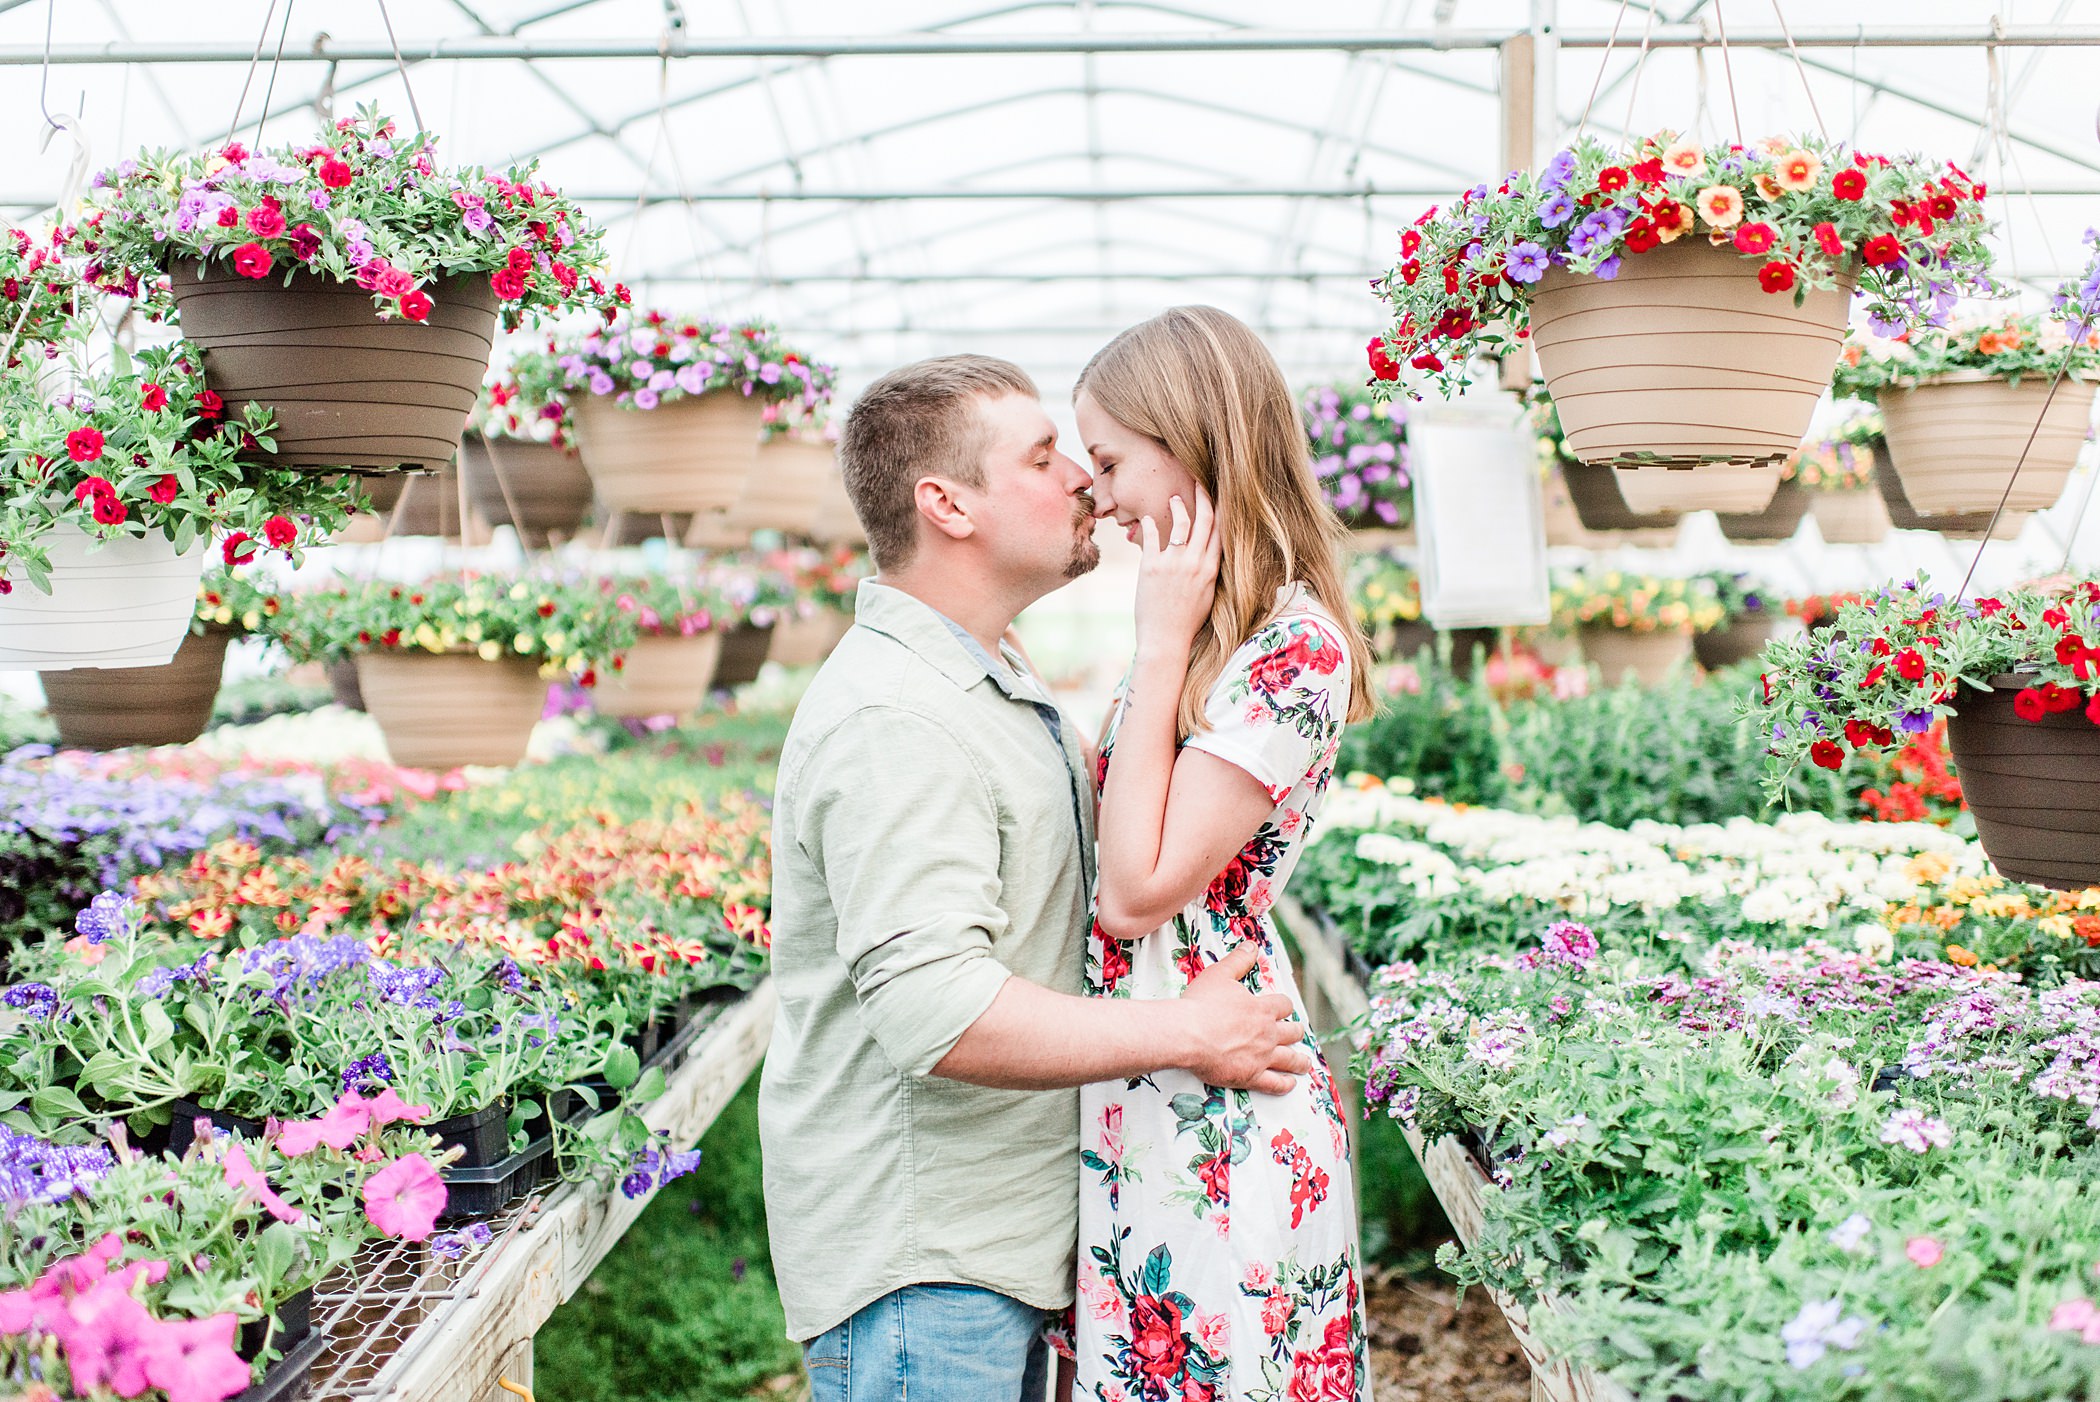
0, 525, 210, 672
353, 651, 547, 769
809, 470, 868, 548
594, 633, 723, 719
1878, 372, 2098, 514
38, 626, 231, 750
1540, 467, 1591, 547
1946, 673, 2100, 890
1527, 240, 1855, 469
1580, 626, 1692, 687
167, 260, 499, 472
1561, 460, 1682, 533
1613, 462, 1783, 514
1716, 475, 1812, 542
570, 390, 766, 513
769, 609, 855, 668
729, 436, 835, 534
1875, 461, 2027, 539
1808, 487, 1892, 545
459, 435, 594, 547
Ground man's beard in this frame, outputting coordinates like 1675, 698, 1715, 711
1064, 497, 1102, 579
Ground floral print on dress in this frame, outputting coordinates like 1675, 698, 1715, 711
1077, 586, 1369, 1402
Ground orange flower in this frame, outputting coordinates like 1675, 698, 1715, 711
1946, 944, 1979, 967
1773, 149, 1824, 191
1695, 185, 1745, 228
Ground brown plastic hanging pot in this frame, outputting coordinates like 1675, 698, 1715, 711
1614, 462, 1783, 514
570, 390, 766, 513
353, 651, 547, 769
1580, 626, 1692, 687
166, 260, 499, 472
1527, 240, 1855, 469
594, 633, 724, 719
38, 627, 231, 750
1716, 475, 1812, 542
459, 435, 594, 547
1808, 487, 1892, 544
1561, 460, 1682, 533
1878, 372, 2098, 514
1946, 673, 2100, 890
1875, 459, 2027, 538
1692, 614, 1776, 671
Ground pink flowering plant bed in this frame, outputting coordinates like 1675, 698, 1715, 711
504, 309, 837, 419
1357, 921, 2100, 1400
1367, 132, 1995, 393
73, 106, 626, 330
1752, 575, 2100, 791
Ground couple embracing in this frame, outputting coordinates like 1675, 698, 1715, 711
760, 306, 1376, 1402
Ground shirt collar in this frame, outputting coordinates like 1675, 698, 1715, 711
853, 579, 1047, 702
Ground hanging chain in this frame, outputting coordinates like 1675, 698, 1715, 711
1711, 0, 1746, 146
375, 0, 427, 134
1768, 0, 1830, 143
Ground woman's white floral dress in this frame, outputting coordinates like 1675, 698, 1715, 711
1074, 585, 1369, 1402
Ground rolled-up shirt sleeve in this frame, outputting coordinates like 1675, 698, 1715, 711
794, 706, 1014, 1078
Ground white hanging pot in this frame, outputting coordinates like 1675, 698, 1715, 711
0, 524, 210, 672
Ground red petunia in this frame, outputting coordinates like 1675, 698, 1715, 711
489, 268, 526, 300
1733, 222, 1777, 254
1596, 166, 1630, 194
195, 389, 225, 420
1758, 261, 1795, 293
89, 492, 126, 526
2013, 687, 2048, 723
222, 532, 257, 566
147, 474, 180, 505
319, 158, 353, 189
1810, 739, 1845, 770
231, 242, 273, 279
245, 203, 286, 239
1813, 222, 1844, 258
1624, 219, 1660, 253
72, 476, 114, 502
288, 223, 323, 262
1832, 169, 1867, 200
505, 246, 534, 274
1894, 648, 1926, 681
1861, 661, 1887, 688
1432, 308, 1473, 340
262, 514, 297, 550
1366, 337, 1400, 381
1862, 234, 1903, 268
1409, 351, 1443, 372
140, 382, 168, 412
399, 290, 433, 323
1630, 157, 1665, 184
2087, 692, 2100, 727
215, 206, 240, 228
65, 426, 105, 463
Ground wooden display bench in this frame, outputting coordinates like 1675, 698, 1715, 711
1279, 901, 1631, 1402
300, 980, 777, 1402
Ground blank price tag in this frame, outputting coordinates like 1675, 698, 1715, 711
1409, 393, 1552, 628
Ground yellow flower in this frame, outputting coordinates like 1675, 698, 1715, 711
1773, 149, 1823, 192
1695, 185, 1744, 228
515, 632, 536, 652
414, 623, 444, 652
478, 639, 503, 662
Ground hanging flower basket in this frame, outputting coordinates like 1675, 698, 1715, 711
355, 651, 547, 769
326, 657, 365, 711
1715, 474, 1812, 542
1613, 463, 1782, 514
166, 259, 500, 473
1693, 614, 1776, 670
767, 610, 839, 668
1540, 466, 1591, 547
710, 623, 775, 690
809, 469, 867, 547
1809, 487, 1893, 544
38, 625, 230, 749
1876, 372, 2098, 514
1369, 133, 1994, 475
601, 508, 694, 547
595, 633, 723, 718
1560, 460, 1683, 533
459, 434, 593, 546
1874, 454, 2024, 538
1580, 625, 1691, 686
0, 524, 208, 671
730, 432, 836, 535
571, 390, 767, 514
1946, 673, 2100, 890
1790, 426, 1890, 543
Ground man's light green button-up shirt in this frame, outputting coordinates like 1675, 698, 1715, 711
759, 580, 1096, 1343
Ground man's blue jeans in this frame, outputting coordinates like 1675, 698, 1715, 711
803, 1283, 1049, 1401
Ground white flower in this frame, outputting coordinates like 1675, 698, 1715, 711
1880, 1108, 1954, 1153
1854, 923, 1895, 964
1828, 1213, 1872, 1253
1783, 1298, 1869, 1369
1540, 1113, 1589, 1150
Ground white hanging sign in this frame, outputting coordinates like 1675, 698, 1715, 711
1409, 389, 1552, 628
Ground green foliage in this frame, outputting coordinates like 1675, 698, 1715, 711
1337, 656, 1511, 806
536, 1073, 803, 1402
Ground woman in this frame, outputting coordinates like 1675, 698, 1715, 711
1068, 306, 1377, 1401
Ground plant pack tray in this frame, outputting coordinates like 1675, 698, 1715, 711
439, 1131, 551, 1221
232, 1315, 331, 1402
168, 1096, 511, 1168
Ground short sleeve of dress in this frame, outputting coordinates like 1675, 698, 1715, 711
1183, 610, 1350, 804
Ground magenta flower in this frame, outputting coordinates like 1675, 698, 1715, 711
1904, 1236, 1943, 1267
221, 1143, 303, 1225
141, 1312, 253, 1402
275, 1087, 432, 1155
362, 1152, 447, 1241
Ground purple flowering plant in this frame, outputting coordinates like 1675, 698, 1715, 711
1300, 382, 1410, 528
503, 309, 837, 424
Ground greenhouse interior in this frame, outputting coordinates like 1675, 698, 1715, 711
2, 2, 2100, 1400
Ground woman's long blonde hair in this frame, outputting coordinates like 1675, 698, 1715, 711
1077, 305, 1376, 740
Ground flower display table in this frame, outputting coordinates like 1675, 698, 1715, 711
287, 982, 775, 1402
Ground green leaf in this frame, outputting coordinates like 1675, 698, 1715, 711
139, 1000, 176, 1051
29, 1085, 89, 1120
601, 1043, 641, 1091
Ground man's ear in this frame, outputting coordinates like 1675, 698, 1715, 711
914, 476, 976, 542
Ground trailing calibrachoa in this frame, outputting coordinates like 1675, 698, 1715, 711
1753, 575, 2100, 797
1369, 132, 1997, 396
1832, 312, 2100, 399
0, 225, 80, 365
0, 342, 356, 593
506, 309, 837, 419
74, 105, 628, 330
1789, 432, 1877, 492
1300, 382, 1410, 527
1552, 570, 1723, 634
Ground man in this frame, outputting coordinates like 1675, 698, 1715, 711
762, 355, 1310, 1400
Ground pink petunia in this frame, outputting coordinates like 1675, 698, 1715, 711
363, 1087, 432, 1128
222, 1143, 303, 1224
57, 1277, 156, 1395
1905, 1236, 1943, 1268
140, 1312, 253, 1402
273, 1096, 369, 1155
362, 1153, 447, 1241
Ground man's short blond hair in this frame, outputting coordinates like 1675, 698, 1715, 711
838, 355, 1039, 570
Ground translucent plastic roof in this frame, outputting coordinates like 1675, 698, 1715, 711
4, 0, 2097, 391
